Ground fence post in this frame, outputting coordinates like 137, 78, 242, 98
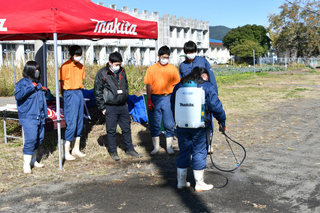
272, 56, 274, 66
285, 58, 287, 69
253, 50, 255, 76
11, 52, 16, 85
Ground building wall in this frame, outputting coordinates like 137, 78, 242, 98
209, 44, 231, 64
0, 3, 213, 67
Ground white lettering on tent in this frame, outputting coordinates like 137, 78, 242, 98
91, 18, 137, 35
129, 24, 137, 35
0, 19, 7, 32
106, 22, 114, 33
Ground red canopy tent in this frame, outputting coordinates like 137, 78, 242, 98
0, 0, 158, 169
0, 0, 158, 40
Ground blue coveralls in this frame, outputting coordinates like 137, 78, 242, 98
179, 56, 219, 94
172, 81, 226, 170
149, 94, 175, 138
15, 78, 48, 155
63, 90, 84, 141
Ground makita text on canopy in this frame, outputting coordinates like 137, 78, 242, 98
91, 18, 137, 35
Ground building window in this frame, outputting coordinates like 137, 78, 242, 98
94, 46, 101, 64
197, 30, 202, 41
62, 45, 71, 61
47, 45, 54, 61
24, 44, 35, 61
170, 27, 174, 38
177, 28, 181, 39
184, 29, 188, 39
2, 44, 15, 61
203, 31, 207, 40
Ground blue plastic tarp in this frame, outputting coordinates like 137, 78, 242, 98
127, 95, 148, 124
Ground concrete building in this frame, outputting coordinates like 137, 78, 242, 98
209, 39, 231, 64
0, 3, 227, 67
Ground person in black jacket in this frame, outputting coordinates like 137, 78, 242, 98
94, 52, 142, 161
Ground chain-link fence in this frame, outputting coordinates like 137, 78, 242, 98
259, 57, 320, 68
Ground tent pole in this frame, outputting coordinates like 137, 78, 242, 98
54, 33, 63, 169
155, 39, 158, 64
42, 41, 47, 87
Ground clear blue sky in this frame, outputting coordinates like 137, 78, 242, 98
97, 0, 284, 29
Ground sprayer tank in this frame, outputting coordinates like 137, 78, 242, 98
175, 87, 205, 128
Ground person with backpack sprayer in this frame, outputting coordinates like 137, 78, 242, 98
179, 40, 219, 154
171, 67, 226, 192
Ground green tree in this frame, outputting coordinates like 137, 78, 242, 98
223, 24, 271, 57
268, 0, 320, 57
231, 40, 265, 61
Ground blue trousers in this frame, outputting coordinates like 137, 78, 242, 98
176, 127, 207, 170
63, 90, 84, 141
148, 95, 175, 137
105, 104, 134, 153
22, 119, 45, 155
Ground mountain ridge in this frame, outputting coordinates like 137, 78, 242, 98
209, 26, 231, 41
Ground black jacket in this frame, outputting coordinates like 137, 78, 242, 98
94, 64, 129, 111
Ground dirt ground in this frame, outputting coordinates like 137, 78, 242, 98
0, 70, 320, 212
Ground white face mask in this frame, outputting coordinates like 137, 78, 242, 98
73, 56, 82, 62
186, 53, 196, 60
34, 70, 40, 79
160, 58, 169, 65
111, 65, 120, 73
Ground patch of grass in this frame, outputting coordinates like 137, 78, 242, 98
294, 88, 308, 91
8, 141, 23, 148
216, 73, 255, 84
0, 64, 23, 96
281, 88, 307, 99
125, 65, 148, 95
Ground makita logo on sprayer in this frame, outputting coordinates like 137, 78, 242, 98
91, 18, 137, 35
180, 103, 194, 107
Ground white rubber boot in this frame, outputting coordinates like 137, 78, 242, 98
23, 155, 32, 174
31, 150, 44, 168
71, 137, 86, 157
150, 136, 160, 155
177, 168, 191, 189
193, 170, 213, 192
63, 140, 76, 161
166, 137, 174, 155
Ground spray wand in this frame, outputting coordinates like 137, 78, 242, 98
207, 124, 246, 172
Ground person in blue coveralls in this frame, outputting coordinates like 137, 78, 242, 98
171, 67, 226, 192
179, 40, 218, 94
59, 45, 86, 161
179, 40, 219, 154
15, 61, 48, 174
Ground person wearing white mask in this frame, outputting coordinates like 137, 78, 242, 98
179, 41, 220, 155
144, 46, 181, 155
94, 52, 142, 161
59, 45, 86, 161
179, 41, 218, 95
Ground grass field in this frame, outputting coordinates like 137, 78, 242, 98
0, 65, 319, 193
